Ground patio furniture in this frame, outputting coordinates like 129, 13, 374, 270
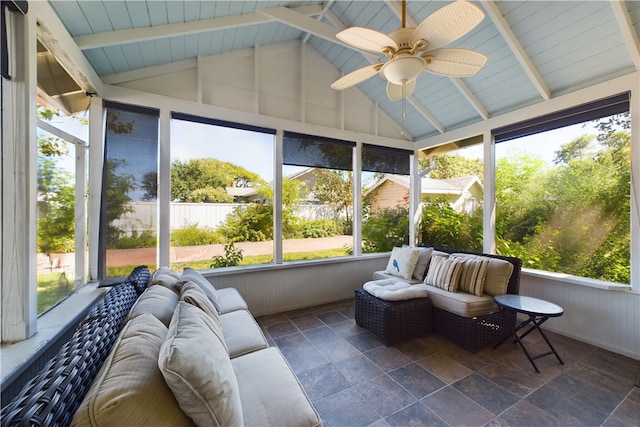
493, 294, 565, 373
355, 288, 432, 344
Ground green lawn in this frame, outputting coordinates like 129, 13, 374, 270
37, 247, 352, 313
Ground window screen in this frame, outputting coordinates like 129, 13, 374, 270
283, 131, 355, 171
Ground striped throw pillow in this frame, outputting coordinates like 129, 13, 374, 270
424, 256, 464, 292
454, 256, 490, 296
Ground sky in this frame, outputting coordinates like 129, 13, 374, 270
42, 112, 601, 186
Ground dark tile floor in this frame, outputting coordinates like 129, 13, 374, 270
256, 299, 640, 427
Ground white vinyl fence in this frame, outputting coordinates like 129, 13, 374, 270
112, 202, 339, 234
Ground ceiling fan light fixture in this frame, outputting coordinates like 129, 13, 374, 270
380, 55, 426, 85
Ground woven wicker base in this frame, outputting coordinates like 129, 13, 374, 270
354, 289, 432, 345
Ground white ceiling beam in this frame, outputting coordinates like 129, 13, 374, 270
32, 1, 103, 95
74, 5, 323, 50
303, 0, 336, 44
451, 78, 489, 120
408, 96, 445, 134
610, 0, 640, 71
102, 58, 197, 85
481, 1, 551, 101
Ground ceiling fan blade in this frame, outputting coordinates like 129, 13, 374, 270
423, 48, 487, 77
331, 64, 383, 90
386, 79, 416, 101
411, 0, 485, 51
337, 27, 398, 54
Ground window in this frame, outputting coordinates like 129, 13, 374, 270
493, 93, 630, 283
170, 114, 275, 269
418, 137, 484, 252
361, 144, 412, 253
101, 102, 159, 279
36, 108, 86, 313
282, 132, 355, 260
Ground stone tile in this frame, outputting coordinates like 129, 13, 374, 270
265, 320, 298, 338
334, 354, 385, 386
579, 348, 640, 384
416, 352, 473, 384
296, 364, 351, 402
283, 306, 317, 319
453, 373, 519, 415
291, 314, 324, 331
316, 310, 349, 325
329, 319, 364, 338
363, 346, 412, 372
256, 313, 288, 327
602, 387, 640, 427
567, 360, 636, 398
444, 345, 498, 371
422, 386, 494, 427
478, 360, 550, 398
273, 331, 313, 356
392, 338, 437, 360
316, 337, 361, 363
303, 325, 340, 345
388, 363, 446, 399
283, 345, 330, 374
414, 334, 455, 353
492, 399, 559, 427
384, 402, 447, 427
337, 304, 355, 319
346, 331, 384, 352
315, 387, 380, 427
526, 373, 619, 426
356, 374, 417, 418
368, 418, 390, 427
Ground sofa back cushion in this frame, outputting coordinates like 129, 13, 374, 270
149, 266, 181, 294
159, 301, 243, 427
451, 255, 490, 297
126, 284, 179, 327
179, 268, 221, 312
71, 314, 193, 427
451, 253, 514, 296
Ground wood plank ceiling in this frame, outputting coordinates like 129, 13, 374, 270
46, 1, 640, 142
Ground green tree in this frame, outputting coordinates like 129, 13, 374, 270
312, 169, 353, 223
362, 206, 409, 253
140, 171, 158, 200
170, 158, 262, 202
420, 198, 482, 251
104, 159, 136, 244
419, 153, 483, 181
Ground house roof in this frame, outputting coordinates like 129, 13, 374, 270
365, 174, 482, 197
42, 1, 639, 143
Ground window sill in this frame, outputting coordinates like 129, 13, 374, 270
1, 283, 106, 392
522, 268, 632, 291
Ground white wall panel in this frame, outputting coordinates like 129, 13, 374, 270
120, 69, 197, 102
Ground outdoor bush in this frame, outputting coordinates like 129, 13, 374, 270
297, 219, 340, 238
171, 222, 224, 246
420, 199, 482, 252
210, 241, 244, 268
362, 206, 410, 253
108, 229, 157, 249
220, 204, 272, 242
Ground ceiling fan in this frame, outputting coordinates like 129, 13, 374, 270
331, 0, 487, 101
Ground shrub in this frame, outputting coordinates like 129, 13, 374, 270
108, 229, 157, 249
297, 219, 340, 238
220, 204, 272, 242
171, 223, 223, 246
362, 206, 410, 253
211, 241, 243, 268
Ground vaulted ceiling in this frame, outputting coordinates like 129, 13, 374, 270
45, 1, 640, 142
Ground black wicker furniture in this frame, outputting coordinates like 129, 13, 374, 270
1, 266, 150, 427
355, 288, 432, 344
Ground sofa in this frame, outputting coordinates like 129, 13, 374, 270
359, 246, 522, 352
2, 266, 321, 427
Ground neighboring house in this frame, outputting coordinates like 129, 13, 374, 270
366, 175, 483, 215
225, 186, 264, 203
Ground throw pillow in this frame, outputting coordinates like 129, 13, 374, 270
410, 246, 434, 280
452, 255, 489, 296
71, 314, 193, 427
180, 281, 226, 351
384, 246, 421, 280
159, 301, 243, 427
450, 253, 514, 296
179, 267, 221, 312
424, 255, 464, 292
150, 266, 181, 294
125, 285, 179, 327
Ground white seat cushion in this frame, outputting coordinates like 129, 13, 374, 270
425, 285, 498, 318
220, 310, 268, 358
217, 288, 248, 314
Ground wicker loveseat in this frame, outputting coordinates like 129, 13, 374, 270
359, 247, 522, 352
1, 266, 320, 427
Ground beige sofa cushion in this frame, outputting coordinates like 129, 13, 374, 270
126, 285, 179, 327
372, 271, 422, 284
159, 301, 243, 427
450, 253, 514, 296
179, 268, 221, 311
411, 246, 434, 280
149, 266, 181, 294
425, 285, 498, 318
221, 310, 268, 358
232, 348, 321, 427
71, 314, 193, 427
217, 288, 248, 314
452, 255, 490, 297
